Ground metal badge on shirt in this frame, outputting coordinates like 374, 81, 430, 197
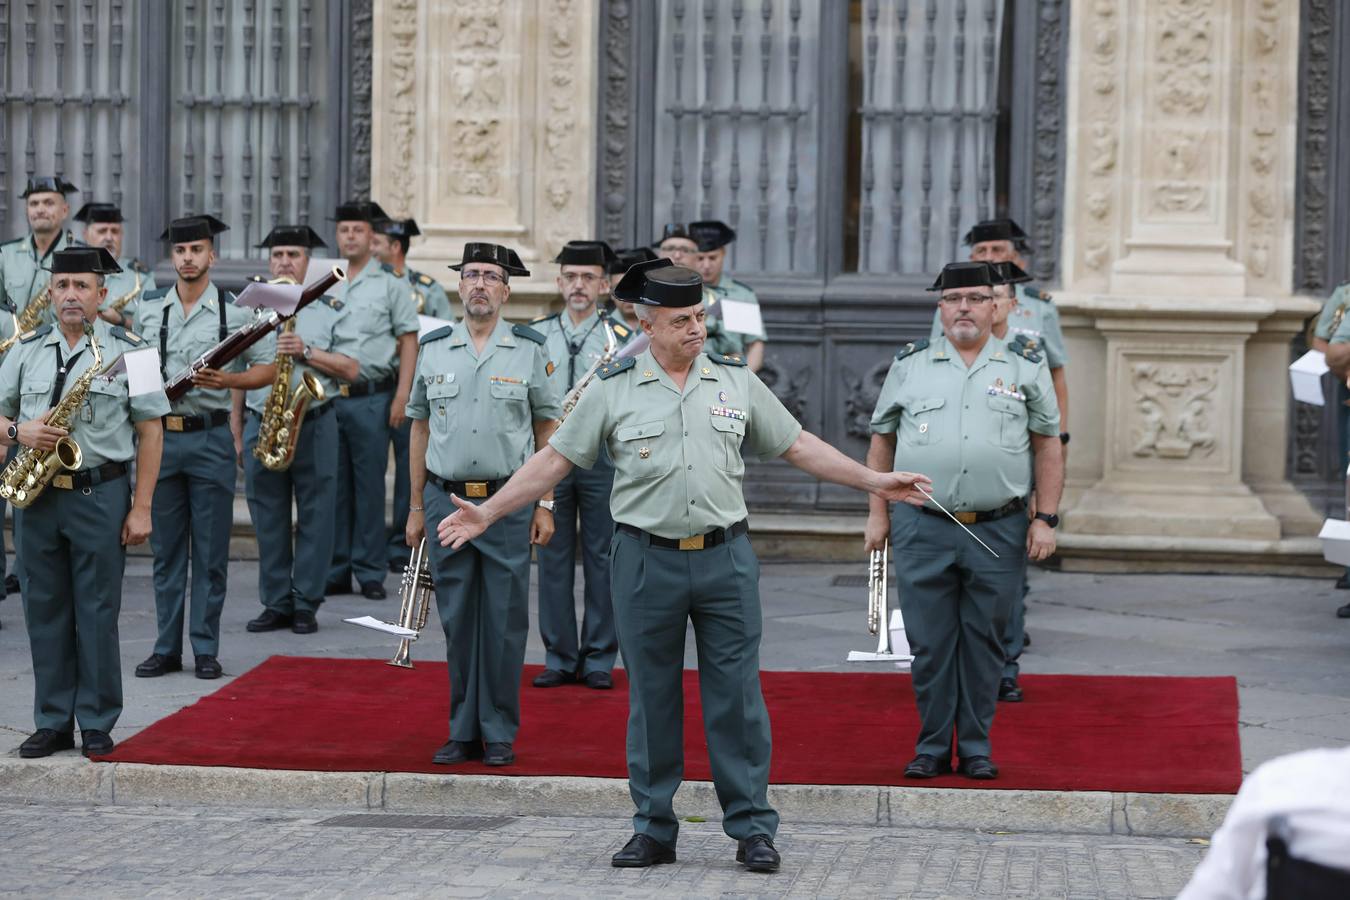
987, 378, 1026, 402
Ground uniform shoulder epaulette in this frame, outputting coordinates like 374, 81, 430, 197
597, 356, 636, 380
0, 236, 22, 248
322, 295, 343, 312
894, 338, 929, 362
1025, 284, 1053, 303
415, 272, 435, 287
129, 258, 150, 274
380, 262, 396, 275
611, 321, 632, 341
141, 287, 171, 302
709, 352, 747, 367
530, 312, 560, 325
1010, 338, 1042, 364
419, 325, 452, 345
512, 323, 547, 345
19, 324, 52, 344
109, 325, 144, 345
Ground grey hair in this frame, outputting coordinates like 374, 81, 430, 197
633, 302, 654, 323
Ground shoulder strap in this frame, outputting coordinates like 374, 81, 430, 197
419, 325, 453, 345
511, 322, 547, 345
895, 338, 929, 362
597, 356, 637, 380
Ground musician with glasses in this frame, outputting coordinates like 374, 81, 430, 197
72, 202, 156, 329
133, 215, 276, 682
529, 240, 633, 691
434, 258, 929, 873
866, 260, 1063, 783
404, 242, 562, 769
0, 246, 168, 759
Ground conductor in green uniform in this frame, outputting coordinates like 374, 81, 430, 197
0, 246, 167, 758
241, 226, 360, 635
867, 261, 1064, 782
71, 202, 155, 329
435, 258, 930, 873
404, 242, 562, 769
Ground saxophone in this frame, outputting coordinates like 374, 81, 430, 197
108, 270, 145, 316
0, 323, 112, 508
560, 318, 619, 421
0, 285, 52, 355
253, 316, 326, 471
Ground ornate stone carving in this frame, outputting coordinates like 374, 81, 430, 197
598, 0, 634, 246
348, 0, 374, 199
1292, 398, 1323, 477
1295, 0, 1332, 292
381, 0, 418, 214
841, 360, 893, 440
1239, 0, 1286, 284
1129, 361, 1219, 459
1075, 0, 1121, 281
445, 1, 506, 202
536, 0, 587, 257
758, 357, 812, 424
1144, 0, 1217, 217
1029, 0, 1068, 284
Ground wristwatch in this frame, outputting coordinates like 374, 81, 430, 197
302, 344, 314, 361
1059, 432, 1071, 445
537, 500, 556, 512
6, 423, 17, 442
1034, 512, 1060, 528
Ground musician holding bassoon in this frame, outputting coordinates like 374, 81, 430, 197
404, 242, 562, 769
0, 246, 168, 759
435, 258, 929, 873
71, 201, 156, 329
132, 215, 276, 682
240, 226, 359, 636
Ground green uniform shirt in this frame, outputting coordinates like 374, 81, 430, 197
0, 319, 171, 467
136, 283, 275, 416
870, 335, 1059, 512
1316, 283, 1350, 342
705, 276, 766, 358
927, 284, 1068, 370
406, 317, 562, 481
0, 229, 80, 321
403, 266, 454, 321
332, 261, 419, 383
244, 296, 348, 415
534, 308, 636, 391
98, 258, 157, 319
550, 349, 801, 539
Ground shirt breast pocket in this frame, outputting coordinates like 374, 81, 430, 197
614, 420, 669, 481
85, 378, 127, 426
709, 415, 746, 474
987, 396, 1028, 451
904, 397, 945, 445
426, 381, 460, 426
19, 380, 52, 421
490, 381, 529, 429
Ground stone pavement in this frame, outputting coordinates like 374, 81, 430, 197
0, 802, 1205, 898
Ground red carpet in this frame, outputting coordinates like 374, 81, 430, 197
101, 657, 1241, 794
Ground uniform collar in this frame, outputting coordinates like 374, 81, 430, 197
168, 282, 220, 318
42, 323, 92, 353
559, 307, 602, 339
26, 229, 72, 262
447, 317, 514, 357
933, 334, 1008, 372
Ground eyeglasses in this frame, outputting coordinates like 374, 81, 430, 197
460, 270, 505, 286
939, 292, 994, 306
561, 272, 603, 285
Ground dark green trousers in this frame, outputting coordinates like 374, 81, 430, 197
890, 503, 1025, 760
16, 476, 130, 734
609, 528, 778, 848
424, 485, 532, 744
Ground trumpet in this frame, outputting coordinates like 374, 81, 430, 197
867, 539, 893, 656
389, 537, 436, 668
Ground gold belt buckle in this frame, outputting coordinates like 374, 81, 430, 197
678, 534, 705, 551
339, 384, 351, 398
52, 474, 73, 490
164, 415, 184, 432
465, 481, 489, 499
955, 511, 978, 525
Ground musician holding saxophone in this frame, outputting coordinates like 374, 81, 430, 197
529, 240, 634, 691
404, 242, 562, 769
132, 216, 276, 682
0, 246, 168, 759
71, 201, 156, 329
241, 226, 360, 636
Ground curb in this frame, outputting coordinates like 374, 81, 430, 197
0, 757, 1233, 839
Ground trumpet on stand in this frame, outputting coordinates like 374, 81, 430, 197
846, 539, 913, 665
344, 538, 436, 668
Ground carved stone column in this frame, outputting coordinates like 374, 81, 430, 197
1059, 0, 1319, 544
370, 0, 600, 311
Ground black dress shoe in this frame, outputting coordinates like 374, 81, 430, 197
998, 677, 1024, 703
360, 580, 387, 600
246, 609, 292, 633
1336, 572, 1350, 590
135, 653, 182, 678
483, 742, 515, 766
1338, 602, 1350, 619
1022, 630, 1032, 647
81, 730, 114, 757
325, 578, 352, 596
958, 755, 999, 780
583, 671, 613, 690
903, 754, 952, 779
5, 573, 19, 595
19, 728, 75, 758
432, 740, 482, 765
736, 835, 781, 872
532, 668, 576, 688
291, 610, 318, 633
194, 655, 223, 679
611, 834, 676, 868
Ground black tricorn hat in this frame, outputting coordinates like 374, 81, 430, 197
688, 220, 736, 252
611, 246, 658, 275
47, 246, 122, 275
160, 214, 230, 244
613, 258, 703, 308
449, 242, 530, 278
553, 240, 616, 270
651, 223, 693, 247
20, 175, 79, 198
990, 261, 1032, 285
332, 200, 390, 223
73, 202, 124, 224
377, 217, 421, 238
962, 217, 1029, 248
256, 225, 328, 250
926, 261, 999, 292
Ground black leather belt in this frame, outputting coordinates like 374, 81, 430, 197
247, 402, 333, 424
918, 497, 1025, 526
617, 519, 749, 551
337, 377, 396, 399
427, 474, 507, 499
51, 461, 128, 491
163, 409, 230, 433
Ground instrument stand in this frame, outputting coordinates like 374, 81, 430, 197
847, 610, 914, 668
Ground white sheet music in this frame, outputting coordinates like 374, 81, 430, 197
344, 616, 418, 639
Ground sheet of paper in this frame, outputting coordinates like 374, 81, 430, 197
343, 615, 418, 639
1289, 349, 1329, 407
122, 347, 165, 397
418, 315, 454, 340
235, 280, 303, 315
717, 299, 764, 338
1319, 519, 1350, 566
